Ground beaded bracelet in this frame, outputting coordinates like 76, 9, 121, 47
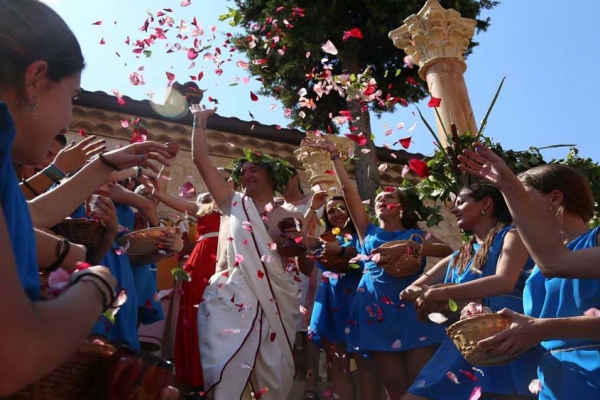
330, 152, 342, 161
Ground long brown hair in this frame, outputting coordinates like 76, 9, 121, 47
452, 183, 512, 274
0, 0, 85, 90
518, 164, 594, 223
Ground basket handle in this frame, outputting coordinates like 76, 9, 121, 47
406, 233, 425, 256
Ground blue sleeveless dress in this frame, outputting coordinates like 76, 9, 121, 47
524, 227, 600, 400
0, 103, 40, 301
71, 203, 140, 349
408, 226, 539, 398
346, 224, 445, 352
309, 233, 363, 346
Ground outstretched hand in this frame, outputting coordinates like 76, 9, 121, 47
100, 142, 174, 172
477, 308, 542, 358
54, 136, 106, 174
301, 137, 337, 153
457, 143, 518, 189
189, 105, 217, 129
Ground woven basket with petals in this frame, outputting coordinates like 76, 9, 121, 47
446, 313, 514, 366
117, 227, 177, 257
8, 341, 115, 400
51, 219, 106, 248
378, 234, 424, 278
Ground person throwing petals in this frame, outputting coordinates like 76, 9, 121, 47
458, 143, 600, 400
303, 136, 453, 400
191, 105, 312, 400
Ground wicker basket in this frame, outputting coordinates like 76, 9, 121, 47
117, 227, 177, 257
9, 342, 115, 400
446, 313, 514, 366
378, 234, 424, 278
51, 219, 106, 248
315, 250, 350, 273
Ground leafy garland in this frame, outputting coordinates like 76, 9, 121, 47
228, 149, 294, 194
401, 78, 600, 228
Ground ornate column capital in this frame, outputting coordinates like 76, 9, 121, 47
295, 132, 354, 196
389, 0, 476, 80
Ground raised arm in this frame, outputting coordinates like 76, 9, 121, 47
302, 137, 371, 241
458, 144, 600, 279
28, 141, 173, 229
189, 106, 234, 213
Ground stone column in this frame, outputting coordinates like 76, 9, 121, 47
295, 132, 355, 196
389, 0, 478, 146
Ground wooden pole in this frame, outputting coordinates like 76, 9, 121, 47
389, 0, 478, 146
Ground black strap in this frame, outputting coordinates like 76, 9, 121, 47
47, 238, 70, 272
98, 153, 122, 171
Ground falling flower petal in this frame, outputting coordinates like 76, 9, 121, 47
250, 91, 259, 101
78, 129, 87, 137
398, 137, 412, 149
391, 339, 402, 349
428, 312, 448, 324
321, 40, 338, 55
408, 122, 417, 132
344, 133, 367, 146
181, 0, 191, 6
178, 182, 196, 198
446, 371, 460, 384
92, 21, 103, 26
343, 27, 363, 41
427, 96, 442, 108
528, 379, 542, 395
469, 387, 482, 400
187, 49, 198, 60
378, 163, 388, 172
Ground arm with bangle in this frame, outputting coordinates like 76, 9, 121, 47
28, 141, 174, 229
20, 163, 67, 200
0, 204, 117, 393
35, 229, 87, 273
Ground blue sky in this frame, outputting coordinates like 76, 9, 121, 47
43, 0, 600, 162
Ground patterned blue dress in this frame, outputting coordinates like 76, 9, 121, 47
309, 234, 363, 346
0, 103, 39, 300
408, 226, 538, 398
71, 203, 140, 349
346, 224, 445, 352
524, 227, 600, 400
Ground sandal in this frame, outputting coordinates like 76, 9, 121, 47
303, 389, 320, 400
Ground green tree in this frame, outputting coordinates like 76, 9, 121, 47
223, 0, 497, 201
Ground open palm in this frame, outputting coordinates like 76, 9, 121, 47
457, 143, 516, 188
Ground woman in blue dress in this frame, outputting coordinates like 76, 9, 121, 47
308, 193, 381, 400
0, 1, 176, 396
460, 145, 600, 400
400, 183, 538, 399
303, 137, 453, 399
